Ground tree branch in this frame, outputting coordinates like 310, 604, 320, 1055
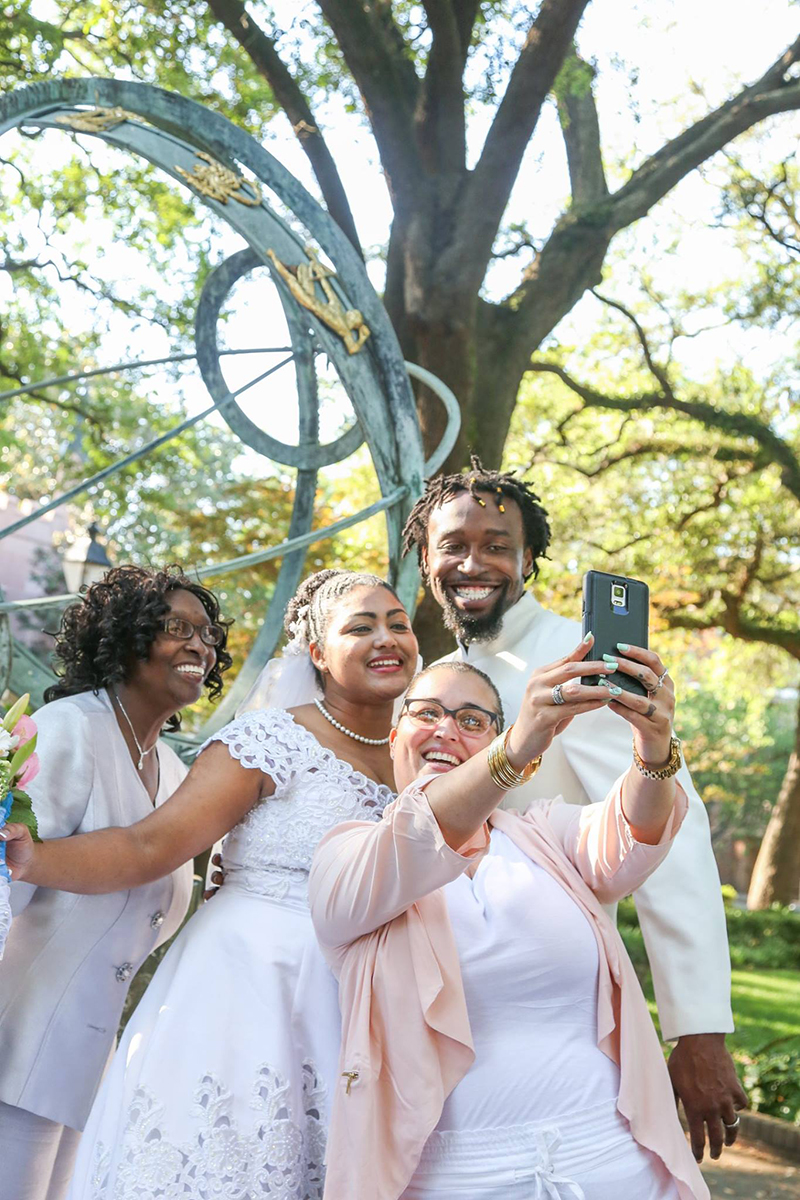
206, 0, 363, 253
667, 601, 800, 660
590, 288, 673, 394
418, 0, 467, 172
555, 48, 608, 207
527, 360, 800, 502
610, 35, 800, 232
316, 0, 423, 199
443, 0, 590, 290
0, 359, 101, 425
486, 34, 800, 431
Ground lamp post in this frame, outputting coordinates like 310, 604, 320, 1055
61, 522, 113, 594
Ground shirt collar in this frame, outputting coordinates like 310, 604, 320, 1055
460, 590, 544, 658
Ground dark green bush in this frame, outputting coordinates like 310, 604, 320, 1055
617, 895, 800, 1124
742, 1039, 800, 1125
724, 904, 800, 972
617, 895, 800, 974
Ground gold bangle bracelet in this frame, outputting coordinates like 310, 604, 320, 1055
487, 725, 542, 791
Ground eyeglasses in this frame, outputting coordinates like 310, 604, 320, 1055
400, 698, 502, 736
160, 617, 224, 647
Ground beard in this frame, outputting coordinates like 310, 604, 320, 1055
438, 582, 511, 644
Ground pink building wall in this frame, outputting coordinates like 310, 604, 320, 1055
0, 491, 70, 643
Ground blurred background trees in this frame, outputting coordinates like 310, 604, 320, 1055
1, 3, 798, 905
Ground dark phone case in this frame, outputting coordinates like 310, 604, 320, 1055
581, 570, 649, 696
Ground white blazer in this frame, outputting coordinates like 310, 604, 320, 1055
0, 689, 193, 1130
439, 590, 733, 1041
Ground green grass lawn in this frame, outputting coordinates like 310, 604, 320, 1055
639, 967, 800, 1056
728, 969, 800, 1055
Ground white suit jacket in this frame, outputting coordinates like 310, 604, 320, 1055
0, 689, 193, 1130
439, 590, 732, 1040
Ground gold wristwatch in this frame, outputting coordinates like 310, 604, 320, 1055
632, 736, 682, 780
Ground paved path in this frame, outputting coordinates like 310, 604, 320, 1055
701, 1140, 799, 1198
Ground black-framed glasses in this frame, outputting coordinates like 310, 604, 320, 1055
400, 698, 502, 736
160, 616, 224, 647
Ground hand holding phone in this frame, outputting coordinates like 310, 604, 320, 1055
582, 570, 649, 697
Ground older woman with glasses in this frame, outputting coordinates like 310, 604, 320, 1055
0, 565, 231, 1200
310, 646, 711, 1200
2, 568, 421, 1200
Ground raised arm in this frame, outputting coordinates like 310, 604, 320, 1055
509, 776, 688, 906
426, 636, 617, 848
312, 638, 629, 949
310, 783, 489, 951
1, 741, 267, 893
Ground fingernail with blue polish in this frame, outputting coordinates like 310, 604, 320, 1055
609, 685, 623, 696
617, 642, 630, 652
602, 655, 619, 670
583, 631, 594, 644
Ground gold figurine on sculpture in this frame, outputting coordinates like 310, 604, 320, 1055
266, 246, 371, 355
55, 107, 140, 133
176, 152, 262, 208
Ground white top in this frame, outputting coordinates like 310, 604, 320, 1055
64, 708, 394, 1200
206, 708, 395, 883
0, 689, 192, 1130
438, 828, 620, 1132
438, 590, 732, 1041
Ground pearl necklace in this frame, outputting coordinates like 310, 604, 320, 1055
113, 689, 159, 771
314, 698, 390, 746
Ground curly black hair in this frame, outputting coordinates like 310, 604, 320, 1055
402, 454, 551, 583
44, 564, 233, 730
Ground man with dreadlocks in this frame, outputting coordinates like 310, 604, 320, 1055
402, 455, 746, 1167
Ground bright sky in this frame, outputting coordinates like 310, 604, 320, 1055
4, 0, 799, 475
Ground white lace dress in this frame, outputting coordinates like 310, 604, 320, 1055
66, 709, 393, 1200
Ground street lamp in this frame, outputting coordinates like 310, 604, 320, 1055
61, 522, 114, 593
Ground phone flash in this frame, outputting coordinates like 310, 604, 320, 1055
611, 583, 627, 608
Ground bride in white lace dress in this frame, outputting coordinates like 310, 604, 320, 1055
3, 569, 419, 1200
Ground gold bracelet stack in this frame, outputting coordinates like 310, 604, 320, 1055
487, 725, 542, 790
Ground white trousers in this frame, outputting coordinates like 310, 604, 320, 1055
402, 1100, 682, 1200
0, 1101, 82, 1200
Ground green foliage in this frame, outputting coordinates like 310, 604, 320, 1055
725, 903, 800, 972
618, 896, 800, 976
714, 149, 800, 329
742, 1041, 800, 1124
619, 898, 800, 1121
676, 675, 795, 842
9, 788, 40, 841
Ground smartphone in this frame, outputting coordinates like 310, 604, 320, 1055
581, 570, 649, 696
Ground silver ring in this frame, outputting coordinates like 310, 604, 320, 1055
648, 667, 669, 695
723, 1115, 740, 1129
551, 683, 566, 706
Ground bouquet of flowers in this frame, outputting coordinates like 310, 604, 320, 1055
0, 693, 40, 960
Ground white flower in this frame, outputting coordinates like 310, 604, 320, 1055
0, 729, 16, 757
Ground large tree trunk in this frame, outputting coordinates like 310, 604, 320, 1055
748, 695, 800, 908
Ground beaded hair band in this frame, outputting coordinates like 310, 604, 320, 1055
470, 480, 506, 513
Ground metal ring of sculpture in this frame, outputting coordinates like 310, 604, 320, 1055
0, 78, 460, 730
195, 247, 365, 469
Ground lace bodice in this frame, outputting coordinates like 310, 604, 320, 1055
206, 709, 393, 886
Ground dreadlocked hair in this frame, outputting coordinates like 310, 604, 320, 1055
44, 564, 233, 731
402, 454, 551, 582
284, 568, 400, 654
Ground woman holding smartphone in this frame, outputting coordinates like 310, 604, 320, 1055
310, 639, 711, 1200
